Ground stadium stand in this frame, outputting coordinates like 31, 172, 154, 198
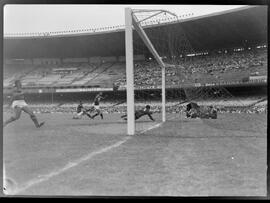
3, 6, 267, 90
3, 64, 37, 87
3, 47, 267, 89
3, 6, 267, 117
113, 48, 267, 89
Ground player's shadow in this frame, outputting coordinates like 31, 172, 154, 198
135, 120, 156, 123
69, 121, 126, 127
68, 120, 157, 128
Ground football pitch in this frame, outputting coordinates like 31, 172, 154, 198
3, 112, 267, 196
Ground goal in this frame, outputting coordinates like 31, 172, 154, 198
125, 8, 178, 135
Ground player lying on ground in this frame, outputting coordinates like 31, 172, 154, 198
186, 105, 217, 119
72, 101, 93, 119
121, 105, 155, 121
88, 92, 105, 119
201, 105, 217, 119
3, 80, 45, 128
186, 108, 199, 118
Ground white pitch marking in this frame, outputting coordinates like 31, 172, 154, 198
10, 121, 162, 195
11, 136, 131, 195
139, 122, 163, 134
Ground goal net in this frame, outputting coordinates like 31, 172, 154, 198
125, 8, 267, 136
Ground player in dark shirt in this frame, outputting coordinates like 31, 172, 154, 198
3, 80, 45, 128
77, 103, 83, 113
90, 92, 104, 119
121, 105, 155, 121
73, 101, 92, 119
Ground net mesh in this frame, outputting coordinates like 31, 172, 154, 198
130, 9, 267, 136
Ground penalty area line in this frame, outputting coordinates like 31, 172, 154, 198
138, 122, 163, 134
10, 136, 131, 195
10, 121, 162, 195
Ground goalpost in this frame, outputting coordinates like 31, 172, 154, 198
125, 8, 135, 135
125, 8, 177, 135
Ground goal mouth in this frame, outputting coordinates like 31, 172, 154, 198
124, 7, 267, 136
125, 8, 182, 135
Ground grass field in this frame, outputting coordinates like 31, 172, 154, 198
3, 112, 267, 196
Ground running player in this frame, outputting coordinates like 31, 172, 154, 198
90, 92, 104, 119
72, 101, 92, 119
121, 105, 155, 121
3, 80, 45, 128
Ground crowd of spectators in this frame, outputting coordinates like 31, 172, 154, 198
177, 48, 267, 84
4, 47, 267, 89
217, 105, 267, 114
114, 48, 267, 89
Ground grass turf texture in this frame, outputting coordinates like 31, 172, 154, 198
3, 112, 267, 196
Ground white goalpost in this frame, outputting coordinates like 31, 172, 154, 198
125, 8, 135, 135
125, 8, 177, 135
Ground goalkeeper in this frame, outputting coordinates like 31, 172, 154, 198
121, 105, 155, 121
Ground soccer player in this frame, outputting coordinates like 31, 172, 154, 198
121, 105, 155, 121
72, 101, 92, 119
90, 92, 104, 119
208, 105, 217, 119
3, 80, 45, 128
186, 107, 199, 118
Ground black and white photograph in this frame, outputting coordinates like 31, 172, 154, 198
1, 2, 268, 198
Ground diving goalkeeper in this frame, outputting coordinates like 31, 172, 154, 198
121, 105, 155, 121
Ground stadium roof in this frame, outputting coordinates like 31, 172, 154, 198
4, 6, 267, 59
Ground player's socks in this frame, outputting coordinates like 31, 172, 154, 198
30, 115, 40, 128
92, 113, 98, 119
37, 122, 45, 128
86, 113, 93, 119
100, 113, 103, 119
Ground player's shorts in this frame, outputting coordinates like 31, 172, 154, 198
12, 100, 28, 109
73, 111, 84, 119
93, 105, 100, 110
77, 111, 84, 116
